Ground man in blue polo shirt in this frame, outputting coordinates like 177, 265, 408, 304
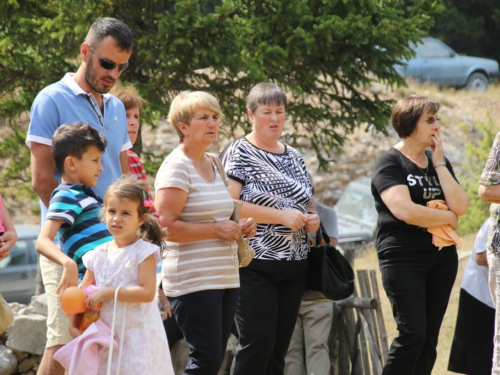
26, 17, 133, 375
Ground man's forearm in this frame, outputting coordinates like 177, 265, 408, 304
34, 179, 59, 208
30, 143, 58, 208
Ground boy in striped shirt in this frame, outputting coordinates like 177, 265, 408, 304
36, 122, 112, 293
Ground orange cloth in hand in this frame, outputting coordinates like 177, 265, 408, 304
427, 199, 462, 248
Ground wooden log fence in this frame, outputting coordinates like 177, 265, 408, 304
328, 250, 389, 375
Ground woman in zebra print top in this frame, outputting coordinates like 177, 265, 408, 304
220, 83, 320, 375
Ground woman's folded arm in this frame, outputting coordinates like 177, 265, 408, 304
381, 185, 458, 229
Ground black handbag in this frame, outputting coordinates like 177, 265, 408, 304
305, 223, 355, 301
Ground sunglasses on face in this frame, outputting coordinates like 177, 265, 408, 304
89, 46, 129, 73
425, 117, 441, 125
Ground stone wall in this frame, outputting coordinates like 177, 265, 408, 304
0, 295, 47, 375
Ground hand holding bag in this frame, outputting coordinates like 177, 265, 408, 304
208, 153, 255, 267
305, 223, 355, 300
229, 200, 255, 267
53, 287, 126, 375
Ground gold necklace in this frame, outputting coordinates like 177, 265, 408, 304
416, 162, 429, 181
396, 145, 430, 181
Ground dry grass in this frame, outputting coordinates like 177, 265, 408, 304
354, 231, 477, 374
392, 81, 500, 119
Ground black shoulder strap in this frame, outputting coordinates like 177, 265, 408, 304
315, 222, 331, 245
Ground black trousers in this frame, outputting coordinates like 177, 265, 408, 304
231, 268, 305, 375
379, 246, 458, 375
170, 288, 239, 375
448, 288, 495, 375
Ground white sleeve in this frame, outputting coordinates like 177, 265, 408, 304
474, 218, 492, 254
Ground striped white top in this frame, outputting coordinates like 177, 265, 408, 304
155, 147, 239, 297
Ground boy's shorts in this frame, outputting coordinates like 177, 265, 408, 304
40, 255, 72, 347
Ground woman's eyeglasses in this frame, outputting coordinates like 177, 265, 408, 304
425, 117, 441, 125
89, 46, 129, 73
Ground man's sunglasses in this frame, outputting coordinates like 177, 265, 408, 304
425, 117, 441, 125
89, 46, 129, 73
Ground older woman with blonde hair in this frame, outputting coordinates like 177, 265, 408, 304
371, 96, 468, 375
221, 83, 320, 375
154, 91, 257, 375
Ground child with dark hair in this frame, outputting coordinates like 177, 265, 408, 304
37, 122, 112, 292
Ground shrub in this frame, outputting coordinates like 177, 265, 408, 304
457, 115, 496, 235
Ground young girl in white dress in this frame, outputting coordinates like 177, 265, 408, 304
72, 176, 173, 374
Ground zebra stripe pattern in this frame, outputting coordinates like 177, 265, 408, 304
221, 137, 313, 261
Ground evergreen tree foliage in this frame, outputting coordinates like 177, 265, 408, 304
0, 0, 439, 206
430, 0, 500, 62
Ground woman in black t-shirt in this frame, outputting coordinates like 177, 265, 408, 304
371, 96, 469, 375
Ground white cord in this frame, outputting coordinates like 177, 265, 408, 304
107, 287, 125, 375
116, 297, 126, 374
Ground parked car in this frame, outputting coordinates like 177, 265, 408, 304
0, 225, 40, 304
395, 37, 499, 91
335, 177, 378, 251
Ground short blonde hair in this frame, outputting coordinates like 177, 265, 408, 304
168, 91, 224, 143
